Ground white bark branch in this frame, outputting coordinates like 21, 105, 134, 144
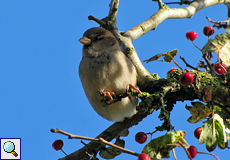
124, 0, 229, 41
120, 0, 229, 87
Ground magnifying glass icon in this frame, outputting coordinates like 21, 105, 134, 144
3, 141, 18, 157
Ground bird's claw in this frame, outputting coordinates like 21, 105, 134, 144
126, 84, 143, 96
100, 91, 116, 100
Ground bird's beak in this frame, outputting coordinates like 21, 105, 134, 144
78, 36, 91, 45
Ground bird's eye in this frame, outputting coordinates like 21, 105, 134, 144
95, 36, 104, 41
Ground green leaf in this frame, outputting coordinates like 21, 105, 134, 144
199, 106, 229, 151
199, 119, 224, 151
163, 49, 178, 63
99, 138, 125, 159
202, 33, 230, 67
142, 49, 178, 63
142, 131, 188, 160
185, 102, 211, 123
215, 106, 230, 141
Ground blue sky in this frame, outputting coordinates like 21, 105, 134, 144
0, 1, 229, 160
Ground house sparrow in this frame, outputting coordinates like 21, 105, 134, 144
79, 27, 141, 122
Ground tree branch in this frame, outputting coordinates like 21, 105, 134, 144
55, 69, 230, 160
120, 0, 229, 88
124, 0, 229, 41
87, 0, 229, 88
108, 0, 119, 19
56, 0, 230, 159
56, 111, 150, 160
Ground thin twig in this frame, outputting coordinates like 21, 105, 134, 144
50, 128, 140, 157
51, 128, 96, 141
206, 17, 229, 29
198, 59, 208, 70
154, 0, 165, 9
202, 53, 213, 71
177, 142, 192, 160
180, 56, 200, 71
165, 0, 192, 5
88, 15, 106, 26
172, 148, 177, 160
98, 137, 139, 156
197, 151, 219, 160
169, 54, 183, 70
192, 41, 201, 51
146, 129, 159, 140
60, 149, 68, 156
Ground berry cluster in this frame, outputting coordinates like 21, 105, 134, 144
186, 25, 215, 41
185, 26, 228, 75
168, 25, 228, 87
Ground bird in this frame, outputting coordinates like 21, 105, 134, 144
78, 27, 141, 122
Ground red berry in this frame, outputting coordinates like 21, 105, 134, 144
52, 139, 64, 151
135, 132, 147, 144
186, 31, 197, 41
138, 153, 151, 160
218, 141, 228, 149
187, 145, 197, 158
203, 25, 215, 36
194, 127, 202, 139
179, 72, 194, 86
213, 63, 227, 75
167, 68, 177, 75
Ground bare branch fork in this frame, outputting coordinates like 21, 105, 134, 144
89, 0, 230, 88
54, 0, 230, 160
